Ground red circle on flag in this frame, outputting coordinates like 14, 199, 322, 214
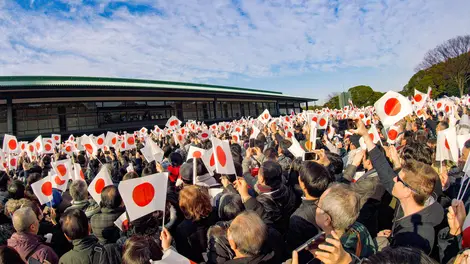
285, 117, 289, 122
264, 113, 269, 119
121, 142, 126, 149
84, 144, 94, 154
232, 135, 238, 142
35, 142, 41, 150
181, 129, 186, 134
287, 132, 293, 138
319, 118, 326, 127
388, 129, 398, 140
97, 138, 104, 145
95, 179, 105, 194
216, 146, 227, 167
45, 144, 52, 152
54, 176, 66, 185
21, 143, 26, 150
29, 145, 35, 152
65, 146, 72, 152
437, 102, 442, 109
369, 133, 375, 142
111, 138, 117, 145
80, 170, 85, 180
414, 94, 422, 102
360, 114, 365, 119
312, 117, 318, 122
445, 106, 450, 113
210, 153, 215, 167
122, 219, 129, 231
57, 164, 67, 176
193, 151, 202, 159
236, 128, 241, 132
54, 135, 59, 141
178, 135, 183, 141
201, 133, 208, 138
445, 139, 450, 150
367, 119, 371, 126
8, 139, 17, 150
41, 182, 53, 196
127, 137, 135, 145
169, 120, 178, 126
132, 182, 155, 207
10, 158, 16, 167
384, 98, 401, 116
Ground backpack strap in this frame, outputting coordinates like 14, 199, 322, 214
25, 243, 42, 262
91, 245, 104, 264
350, 228, 362, 257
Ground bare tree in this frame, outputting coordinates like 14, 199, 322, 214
416, 35, 470, 96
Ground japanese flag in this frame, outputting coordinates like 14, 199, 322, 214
88, 167, 113, 204
173, 132, 185, 147
231, 133, 240, 144
8, 154, 18, 170
140, 144, 155, 163
114, 213, 129, 232
199, 129, 211, 141
427, 86, 432, 98
202, 148, 216, 176
250, 126, 260, 139
413, 89, 428, 108
436, 127, 458, 163
374, 91, 412, 126
63, 143, 75, 156
31, 176, 53, 205
285, 128, 295, 139
19, 141, 28, 152
187, 146, 205, 161
81, 135, 98, 156
386, 125, 400, 144
68, 135, 75, 142
288, 136, 305, 159
73, 163, 86, 182
118, 173, 168, 221
317, 115, 328, 129
415, 107, 426, 119
458, 134, 470, 152
309, 121, 317, 150
151, 248, 196, 264
105, 132, 119, 147
145, 138, 164, 163
33, 136, 44, 154
211, 138, 236, 175
95, 134, 106, 150
435, 100, 445, 112
51, 170, 68, 192
307, 113, 318, 125
139, 127, 148, 136
3, 134, 19, 154
51, 134, 61, 146
368, 124, 381, 144
42, 139, 54, 154
52, 159, 73, 181
124, 134, 136, 150
166, 116, 181, 128
258, 109, 271, 124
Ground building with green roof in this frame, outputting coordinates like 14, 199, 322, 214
0, 76, 316, 139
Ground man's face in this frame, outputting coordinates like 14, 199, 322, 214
392, 170, 412, 200
314, 189, 330, 231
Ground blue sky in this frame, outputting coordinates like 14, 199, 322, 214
1, 0, 469, 103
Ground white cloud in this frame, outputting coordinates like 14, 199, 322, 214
0, 0, 469, 93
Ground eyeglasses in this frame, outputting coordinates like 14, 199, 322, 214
396, 174, 418, 193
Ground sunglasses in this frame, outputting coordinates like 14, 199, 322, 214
396, 174, 418, 193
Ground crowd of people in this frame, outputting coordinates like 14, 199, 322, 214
0, 91, 470, 264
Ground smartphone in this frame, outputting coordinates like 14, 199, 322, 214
303, 152, 318, 161
249, 138, 255, 148
295, 232, 326, 252
104, 151, 110, 155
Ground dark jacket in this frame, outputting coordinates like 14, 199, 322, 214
438, 226, 462, 264
59, 235, 115, 264
244, 184, 297, 234
174, 210, 219, 263
285, 199, 319, 263
90, 207, 124, 245
0, 222, 15, 245
8, 232, 59, 264
341, 222, 377, 258
369, 146, 445, 254
65, 199, 101, 219
223, 252, 276, 264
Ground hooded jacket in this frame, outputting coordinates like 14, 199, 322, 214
8, 232, 59, 264
196, 173, 219, 187
244, 184, 297, 234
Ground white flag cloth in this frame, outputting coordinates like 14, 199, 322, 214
202, 148, 216, 176
258, 109, 271, 124
52, 134, 61, 146
288, 136, 305, 159
413, 89, 428, 108
309, 121, 317, 150
457, 134, 470, 152
436, 127, 459, 162
119, 173, 168, 221
51, 159, 72, 190
81, 135, 98, 156
187, 146, 206, 161
114, 213, 129, 232
386, 125, 400, 144
250, 126, 260, 139
166, 116, 181, 128
73, 163, 86, 182
211, 138, 236, 175
151, 248, 195, 264
317, 115, 328, 129
105, 132, 119, 147
42, 139, 54, 154
368, 124, 381, 144
33, 136, 44, 153
95, 134, 106, 150
31, 176, 53, 205
3, 134, 19, 153
88, 167, 113, 204
199, 129, 211, 141
374, 91, 412, 126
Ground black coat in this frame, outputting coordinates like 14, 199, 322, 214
285, 199, 319, 263
174, 209, 219, 263
244, 184, 297, 234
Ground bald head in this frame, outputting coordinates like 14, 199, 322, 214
228, 211, 266, 257
12, 207, 38, 234
100, 185, 122, 209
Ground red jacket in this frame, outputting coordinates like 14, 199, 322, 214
167, 165, 180, 183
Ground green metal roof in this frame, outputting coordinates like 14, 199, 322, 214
0, 76, 317, 101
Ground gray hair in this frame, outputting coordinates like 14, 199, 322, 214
70, 180, 88, 201
12, 207, 37, 233
320, 183, 360, 231
228, 211, 266, 256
